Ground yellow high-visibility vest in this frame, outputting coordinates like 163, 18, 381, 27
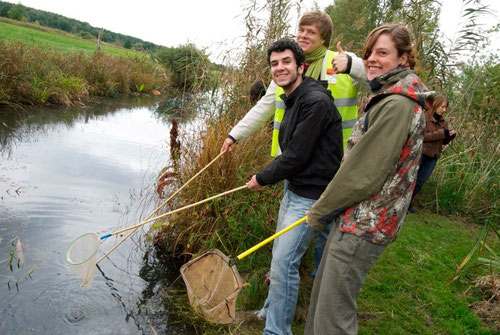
271, 50, 358, 156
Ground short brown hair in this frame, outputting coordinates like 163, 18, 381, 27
298, 11, 333, 47
362, 24, 419, 69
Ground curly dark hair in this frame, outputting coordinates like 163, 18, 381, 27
267, 38, 305, 68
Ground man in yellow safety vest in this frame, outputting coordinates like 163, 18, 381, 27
221, 11, 366, 156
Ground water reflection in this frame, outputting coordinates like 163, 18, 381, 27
0, 96, 197, 334
155, 88, 220, 121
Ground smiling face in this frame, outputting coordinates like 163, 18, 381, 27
363, 33, 408, 80
297, 24, 325, 55
270, 49, 304, 96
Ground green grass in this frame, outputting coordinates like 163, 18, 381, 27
356, 212, 495, 334
175, 210, 497, 334
0, 18, 140, 57
151, 116, 497, 333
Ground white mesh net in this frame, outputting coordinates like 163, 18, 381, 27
66, 233, 100, 288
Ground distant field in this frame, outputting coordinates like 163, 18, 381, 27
0, 19, 141, 58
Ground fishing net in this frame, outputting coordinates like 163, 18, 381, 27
66, 233, 100, 288
180, 249, 245, 324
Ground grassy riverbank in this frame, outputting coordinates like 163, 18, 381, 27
0, 38, 168, 107
150, 1, 497, 333
0, 17, 140, 57
0, 18, 171, 108
161, 210, 497, 334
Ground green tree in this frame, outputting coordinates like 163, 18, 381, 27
7, 3, 25, 21
392, 0, 443, 86
0, 2, 13, 17
123, 39, 133, 49
56, 17, 72, 32
325, 0, 402, 54
154, 44, 213, 91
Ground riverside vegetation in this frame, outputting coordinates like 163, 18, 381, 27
0, 38, 166, 106
150, 0, 498, 334
0, 12, 216, 108
1, 0, 497, 333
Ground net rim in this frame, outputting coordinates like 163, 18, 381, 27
180, 249, 245, 304
65, 232, 100, 266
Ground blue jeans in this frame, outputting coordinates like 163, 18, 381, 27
312, 222, 332, 278
283, 181, 332, 279
413, 154, 438, 199
259, 187, 317, 335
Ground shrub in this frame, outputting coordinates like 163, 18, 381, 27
0, 39, 169, 106
154, 43, 214, 91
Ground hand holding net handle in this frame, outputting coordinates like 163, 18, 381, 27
97, 151, 225, 263
100, 185, 247, 239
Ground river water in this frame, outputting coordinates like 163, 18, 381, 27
0, 97, 197, 334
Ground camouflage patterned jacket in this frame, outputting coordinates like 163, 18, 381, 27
307, 68, 433, 244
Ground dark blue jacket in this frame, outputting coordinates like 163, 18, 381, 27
256, 77, 343, 199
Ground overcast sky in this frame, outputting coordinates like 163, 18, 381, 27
3, 0, 499, 61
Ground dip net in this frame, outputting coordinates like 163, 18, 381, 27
66, 233, 100, 288
180, 249, 245, 324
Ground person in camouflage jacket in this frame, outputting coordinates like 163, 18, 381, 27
306, 67, 431, 243
305, 24, 434, 335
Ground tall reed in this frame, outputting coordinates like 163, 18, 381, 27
415, 56, 499, 223
0, 39, 169, 107
151, 0, 305, 262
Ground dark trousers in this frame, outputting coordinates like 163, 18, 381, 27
413, 154, 438, 199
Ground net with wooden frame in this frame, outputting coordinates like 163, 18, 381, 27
180, 216, 307, 324
180, 249, 244, 324
65, 153, 230, 288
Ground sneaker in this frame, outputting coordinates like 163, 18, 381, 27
242, 310, 265, 323
263, 270, 271, 285
408, 203, 417, 214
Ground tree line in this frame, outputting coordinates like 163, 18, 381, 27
0, 1, 224, 93
0, 1, 159, 51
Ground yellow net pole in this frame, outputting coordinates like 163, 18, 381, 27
233, 216, 307, 263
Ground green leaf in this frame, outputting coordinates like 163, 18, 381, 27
477, 257, 500, 266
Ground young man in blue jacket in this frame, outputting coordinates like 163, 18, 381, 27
246, 38, 343, 335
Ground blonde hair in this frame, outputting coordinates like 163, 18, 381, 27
363, 24, 419, 69
299, 11, 333, 47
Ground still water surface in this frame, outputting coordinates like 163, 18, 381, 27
0, 98, 194, 334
